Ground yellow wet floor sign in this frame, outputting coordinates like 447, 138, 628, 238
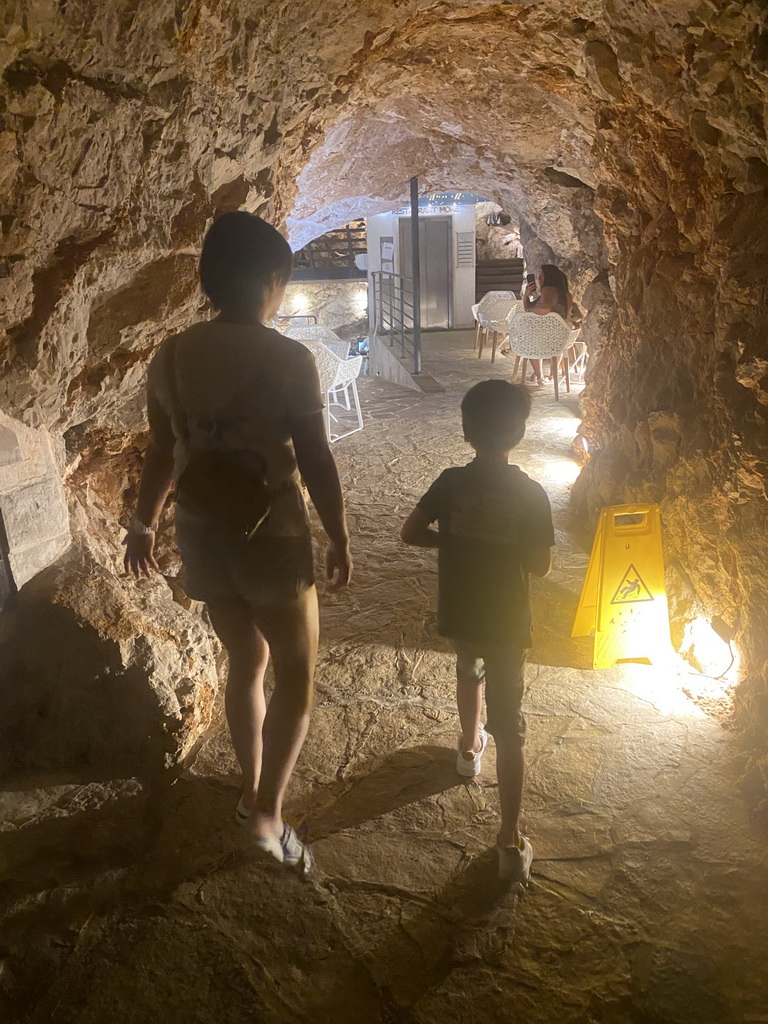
572, 503, 671, 669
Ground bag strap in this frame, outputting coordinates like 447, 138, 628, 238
163, 334, 189, 444
162, 326, 270, 443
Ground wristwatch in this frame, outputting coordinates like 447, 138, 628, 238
129, 514, 157, 536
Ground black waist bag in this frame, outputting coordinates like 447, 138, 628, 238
165, 336, 271, 540
176, 450, 271, 540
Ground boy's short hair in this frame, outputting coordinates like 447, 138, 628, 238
461, 379, 532, 451
200, 210, 293, 311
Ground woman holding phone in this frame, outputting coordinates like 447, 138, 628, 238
522, 264, 582, 383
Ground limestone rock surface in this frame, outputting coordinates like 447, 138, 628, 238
3, 539, 219, 774
474, 202, 521, 261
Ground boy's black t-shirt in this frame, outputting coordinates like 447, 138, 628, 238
417, 459, 555, 647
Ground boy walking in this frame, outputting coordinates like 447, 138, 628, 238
401, 380, 554, 883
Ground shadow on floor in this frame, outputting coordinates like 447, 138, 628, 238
302, 744, 463, 841
0, 786, 156, 943
315, 846, 521, 1014
530, 574, 593, 670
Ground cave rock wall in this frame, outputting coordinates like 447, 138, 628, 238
0, 411, 69, 594
1, 1, 767, 776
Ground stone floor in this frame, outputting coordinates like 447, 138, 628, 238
2, 333, 767, 1024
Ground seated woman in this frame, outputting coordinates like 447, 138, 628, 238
124, 211, 351, 873
521, 264, 581, 383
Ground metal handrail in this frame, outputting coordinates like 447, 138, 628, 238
371, 271, 421, 373
275, 314, 318, 327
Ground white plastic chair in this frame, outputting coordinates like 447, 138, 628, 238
477, 298, 516, 362
566, 329, 587, 381
493, 300, 524, 359
291, 338, 338, 393
507, 312, 575, 401
477, 290, 518, 315
327, 354, 364, 442
477, 309, 493, 358
288, 336, 363, 442
281, 324, 351, 360
471, 302, 481, 351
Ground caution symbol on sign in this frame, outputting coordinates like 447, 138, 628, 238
571, 503, 672, 669
611, 564, 653, 605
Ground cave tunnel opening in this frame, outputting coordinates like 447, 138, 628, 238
1, 2, 768, 1021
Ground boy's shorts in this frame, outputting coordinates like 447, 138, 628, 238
452, 641, 526, 742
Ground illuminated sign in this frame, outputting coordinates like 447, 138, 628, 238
391, 191, 491, 216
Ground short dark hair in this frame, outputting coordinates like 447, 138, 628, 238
461, 379, 532, 451
199, 211, 293, 311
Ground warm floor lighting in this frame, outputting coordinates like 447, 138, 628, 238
610, 620, 738, 719
615, 661, 708, 718
529, 416, 583, 485
540, 456, 581, 485
542, 415, 582, 442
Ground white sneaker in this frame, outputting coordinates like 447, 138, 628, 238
498, 835, 533, 884
456, 726, 488, 777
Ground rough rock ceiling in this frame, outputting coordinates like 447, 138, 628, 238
3, 1, 765, 429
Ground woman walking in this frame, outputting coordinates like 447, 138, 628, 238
124, 212, 351, 872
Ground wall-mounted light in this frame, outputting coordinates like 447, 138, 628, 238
574, 435, 591, 462
612, 614, 738, 719
683, 614, 738, 681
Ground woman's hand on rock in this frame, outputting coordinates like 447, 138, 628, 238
326, 537, 352, 591
123, 530, 159, 578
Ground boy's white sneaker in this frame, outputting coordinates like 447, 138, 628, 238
498, 835, 533, 884
456, 725, 488, 777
